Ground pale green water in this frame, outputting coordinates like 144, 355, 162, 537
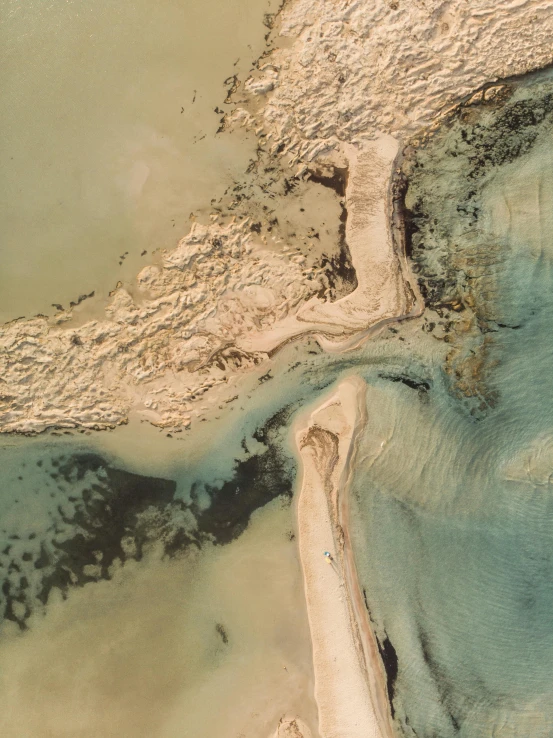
4, 1, 553, 734
0, 0, 272, 321
349, 70, 553, 737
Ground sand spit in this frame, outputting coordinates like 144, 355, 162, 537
238, 134, 420, 354
294, 377, 393, 738
3, 1, 553, 433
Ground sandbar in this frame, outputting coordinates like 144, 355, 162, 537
294, 377, 393, 738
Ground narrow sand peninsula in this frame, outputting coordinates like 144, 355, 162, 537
238, 135, 420, 354
294, 377, 393, 738
298, 136, 408, 331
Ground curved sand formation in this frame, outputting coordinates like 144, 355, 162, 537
240, 0, 553, 161
237, 135, 421, 355
294, 377, 393, 738
3, 1, 553, 433
0, 135, 418, 435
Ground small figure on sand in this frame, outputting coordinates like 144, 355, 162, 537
323, 551, 333, 563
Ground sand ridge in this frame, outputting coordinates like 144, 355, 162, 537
3, 1, 553, 434
237, 0, 553, 163
294, 377, 393, 738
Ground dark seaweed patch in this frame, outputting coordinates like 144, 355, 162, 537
318, 203, 358, 300
10, 458, 189, 625
464, 95, 553, 178
396, 79, 553, 419
405, 86, 553, 314
378, 372, 431, 393
376, 631, 399, 718
192, 406, 295, 544
307, 165, 357, 298
1, 407, 297, 627
415, 625, 468, 735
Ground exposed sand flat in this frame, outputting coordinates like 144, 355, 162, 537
238, 135, 420, 354
294, 377, 393, 738
298, 136, 414, 331
3, 1, 553, 433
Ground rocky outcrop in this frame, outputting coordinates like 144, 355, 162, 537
235, 0, 553, 163
0, 218, 323, 433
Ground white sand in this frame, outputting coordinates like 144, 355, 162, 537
298, 136, 408, 331
294, 377, 393, 738
238, 135, 422, 355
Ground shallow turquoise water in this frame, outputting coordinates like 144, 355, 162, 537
3, 20, 553, 735
350, 70, 553, 737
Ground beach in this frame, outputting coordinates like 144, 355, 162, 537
4, 0, 553, 734
294, 377, 393, 738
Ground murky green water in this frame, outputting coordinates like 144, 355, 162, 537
0, 397, 321, 737
0, 0, 272, 322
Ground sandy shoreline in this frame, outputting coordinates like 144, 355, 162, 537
293, 377, 394, 738
238, 134, 422, 356
4, 0, 553, 734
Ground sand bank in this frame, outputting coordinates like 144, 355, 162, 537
244, 0, 553, 162
0, 498, 319, 738
294, 377, 393, 738
3, 0, 553, 434
237, 135, 421, 355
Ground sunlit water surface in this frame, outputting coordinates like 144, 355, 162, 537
350, 69, 553, 737
0, 0, 272, 321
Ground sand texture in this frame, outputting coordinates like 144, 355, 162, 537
295, 377, 393, 738
238, 0, 553, 162
3, 0, 553, 434
0, 219, 322, 433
